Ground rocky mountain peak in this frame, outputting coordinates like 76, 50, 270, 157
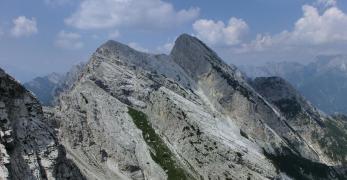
100, 40, 132, 51
252, 76, 324, 119
171, 34, 241, 81
252, 77, 299, 101
95, 40, 141, 61
172, 33, 211, 52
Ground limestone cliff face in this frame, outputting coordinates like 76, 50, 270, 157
52, 34, 345, 180
0, 68, 85, 179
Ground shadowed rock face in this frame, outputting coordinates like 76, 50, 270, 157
0, 68, 85, 180
49, 34, 346, 180
253, 77, 347, 166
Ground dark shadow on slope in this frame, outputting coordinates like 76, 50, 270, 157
264, 147, 343, 180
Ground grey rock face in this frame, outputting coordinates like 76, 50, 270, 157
171, 34, 319, 160
51, 34, 345, 179
0, 68, 85, 180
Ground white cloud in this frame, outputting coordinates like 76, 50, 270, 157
128, 42, 148, 52
108, 30, 120, 39
55, 30, 83, 49
193, 17, 249, 46
10, 16, 38, 37
65, 0, 199, 30
240, 5, 347, 52
291, 5, 347, 44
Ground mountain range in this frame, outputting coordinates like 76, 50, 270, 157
24, 63, 84, 106
240, 55, 347, 115
0, 34, 346, 180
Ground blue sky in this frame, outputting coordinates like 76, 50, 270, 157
0, 0, 347, 82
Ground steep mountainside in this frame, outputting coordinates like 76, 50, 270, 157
0, 68, 84, 179
50, 34, 345, 180
240, 55, 347, 115
24, 63, 84, 106
252, 77, 347, 165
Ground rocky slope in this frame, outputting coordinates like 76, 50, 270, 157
24, 63, 84, 106
252, 77, 347, 165
49, 34, 345, 179
0, 68, 85, 179
240, 55, 347, 115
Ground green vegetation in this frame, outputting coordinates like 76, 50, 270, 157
264, 148, 342, 180
314, 119, 347, 164
127, 107, 191, 180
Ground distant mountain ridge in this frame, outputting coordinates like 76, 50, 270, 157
24, 62, 84, 106
240, 55, 347, 115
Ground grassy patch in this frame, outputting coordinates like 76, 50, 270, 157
128, 107, 191, 180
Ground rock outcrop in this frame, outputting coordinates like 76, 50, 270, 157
0, 68, 85, 179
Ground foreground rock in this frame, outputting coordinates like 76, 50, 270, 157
0, 68, 85, 179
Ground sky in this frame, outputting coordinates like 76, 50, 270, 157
0, 0, 347, 82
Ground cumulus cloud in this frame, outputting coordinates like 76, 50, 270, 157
193, 17, 249, 46
240, 4, 347, 52
291, 5, 347, 44
65, 0, 199, 30
10, 16, 38, 37
55, 30, 83, 49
